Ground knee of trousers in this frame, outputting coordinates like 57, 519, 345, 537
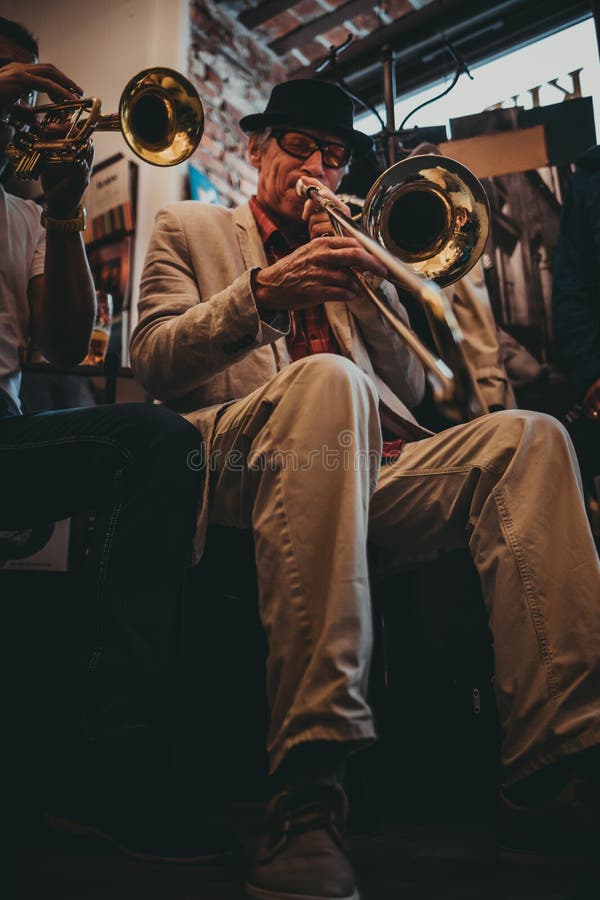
288, 355, 380, 417
113, 403, 204, 472
259, 356, 382, 466
285, 356, 382, 448
130, 403, 201, 443
489, 408, 576, 467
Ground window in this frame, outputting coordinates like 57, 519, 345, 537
357, 17, 600, 138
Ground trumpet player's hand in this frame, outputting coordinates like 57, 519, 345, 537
582, 377, 600, 422
38, 119, 94, 218
0, 61, 82, 111
42, 143, 94, 219
253, 235, 387, 313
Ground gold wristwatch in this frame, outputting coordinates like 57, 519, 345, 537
41, 205, 87, 233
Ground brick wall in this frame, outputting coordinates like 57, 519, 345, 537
189, 0, 287, 207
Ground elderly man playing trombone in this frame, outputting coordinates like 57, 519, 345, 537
132, 78, 600, 900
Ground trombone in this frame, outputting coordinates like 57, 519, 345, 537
6, 67, 204, 180
297, 154, 490, 422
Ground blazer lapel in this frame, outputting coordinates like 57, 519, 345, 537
324, 301, 354, 356
325, 301, 375, 377
326, 300, 432, 439
233, 202, 268, 270
233, 202, 290, 369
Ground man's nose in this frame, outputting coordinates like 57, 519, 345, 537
301, 148, 325, 176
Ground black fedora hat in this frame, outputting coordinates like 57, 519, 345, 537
239, 79, 373, 156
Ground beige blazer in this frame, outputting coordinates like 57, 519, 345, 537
130, 200, 429, 556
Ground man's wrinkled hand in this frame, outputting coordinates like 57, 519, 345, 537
253, 236, 387, 313
299, 178, 353, 241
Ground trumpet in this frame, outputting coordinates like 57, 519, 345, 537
297, 154, 490, 422
6, 67, 204, 180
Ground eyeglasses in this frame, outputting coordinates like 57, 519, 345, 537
271, 128, 351, 169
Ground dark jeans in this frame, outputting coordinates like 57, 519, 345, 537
0, 401, 203, 747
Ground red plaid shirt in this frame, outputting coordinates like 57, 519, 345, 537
249, 196, 404, 462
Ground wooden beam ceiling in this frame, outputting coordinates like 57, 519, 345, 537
239, 1, 300, 30
269, 1, 385, 56
232, 0, 592, 116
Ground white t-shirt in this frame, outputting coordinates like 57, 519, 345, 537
0, 184, 46, 413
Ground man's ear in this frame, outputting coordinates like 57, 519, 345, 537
248, 134, 262, 170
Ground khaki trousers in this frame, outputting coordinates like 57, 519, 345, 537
207, 355, 600, 785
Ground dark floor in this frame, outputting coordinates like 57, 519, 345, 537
4, 554, 600, 900
8, 804, 600, 900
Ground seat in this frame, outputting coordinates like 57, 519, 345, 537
177, 525, 269, 801
177, 527, 501, 822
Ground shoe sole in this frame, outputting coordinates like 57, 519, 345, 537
43, 813, 235, 865
245, 881, 360, 900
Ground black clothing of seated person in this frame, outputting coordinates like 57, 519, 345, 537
0, 16, 231, 863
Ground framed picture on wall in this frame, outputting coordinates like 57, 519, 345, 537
83, 154, 136, 244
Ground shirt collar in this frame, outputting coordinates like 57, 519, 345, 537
249, 195, 307, 252
249, 196, 285, 245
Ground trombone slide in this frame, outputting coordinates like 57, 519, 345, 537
297, 178, 487, 422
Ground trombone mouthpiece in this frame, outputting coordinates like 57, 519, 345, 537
295, 177, 308, 198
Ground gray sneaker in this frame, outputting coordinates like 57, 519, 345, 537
245, 782, 360, 900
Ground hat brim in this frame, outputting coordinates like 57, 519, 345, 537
239, 111, 373, 156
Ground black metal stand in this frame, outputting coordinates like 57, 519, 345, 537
381, 43, 397, 167
593, 0, 600, 64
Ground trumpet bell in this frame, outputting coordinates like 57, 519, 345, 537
6, 66, 204, 179
362, 155, 490, 288
119, 67, 204, 167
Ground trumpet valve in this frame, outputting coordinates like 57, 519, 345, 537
9, 145, 43, 180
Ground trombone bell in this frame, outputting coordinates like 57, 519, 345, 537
298, 153, 491, 421
362, 155, 490, 288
